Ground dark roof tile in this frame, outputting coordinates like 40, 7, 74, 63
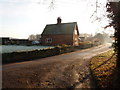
42, 22, 77, 35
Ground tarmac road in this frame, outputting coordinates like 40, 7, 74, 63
2, 43, 112, 88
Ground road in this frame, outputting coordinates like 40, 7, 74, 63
2, 43, 112, 88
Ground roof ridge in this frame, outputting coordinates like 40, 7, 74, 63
42, 22, 78, 35
46, 22, 77, 26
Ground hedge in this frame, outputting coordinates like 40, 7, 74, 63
2, 43, 99, 64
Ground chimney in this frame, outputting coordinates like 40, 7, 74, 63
57, 17, 62, 24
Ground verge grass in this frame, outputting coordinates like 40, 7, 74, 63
90, 50, 116, 88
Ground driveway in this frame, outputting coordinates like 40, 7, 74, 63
2, 43, 112, 88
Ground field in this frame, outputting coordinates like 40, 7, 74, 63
1, 45, 53, 53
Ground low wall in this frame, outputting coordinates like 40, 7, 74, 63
2, 43, 99, 64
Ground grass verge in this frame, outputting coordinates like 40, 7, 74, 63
90, 50, 116, 88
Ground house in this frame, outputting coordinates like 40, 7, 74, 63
10, 39, 29, 45
79, 37, 85, 42
41, 17, 80, 46
0, 37, 29, 45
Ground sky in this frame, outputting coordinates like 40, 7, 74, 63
0, 0, 114, 39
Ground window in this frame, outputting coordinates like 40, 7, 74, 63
46, 38, 52, 43
74, 30, 78, 35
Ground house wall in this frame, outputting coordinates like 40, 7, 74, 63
73, 34, 79, 46
73, 25, 79, 46
41, 34, 73, 46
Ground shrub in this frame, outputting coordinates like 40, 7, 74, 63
2, 43, 97, 64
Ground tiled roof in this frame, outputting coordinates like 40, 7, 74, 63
42, 22, 77, 35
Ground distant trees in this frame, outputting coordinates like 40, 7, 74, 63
28, 34, 41, 41
94, 33, 104, 44
79, 32, 112, 45
94, 32, 112, 44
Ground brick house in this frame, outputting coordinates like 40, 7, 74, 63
41, 17, 80, 46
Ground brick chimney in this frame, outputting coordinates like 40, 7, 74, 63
57, 17, 62, 24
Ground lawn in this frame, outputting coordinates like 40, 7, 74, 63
90, 50, 116, 88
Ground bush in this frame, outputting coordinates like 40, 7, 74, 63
2, 48, 60, 64
2, 43, 97, 64
79, 41, 92, 45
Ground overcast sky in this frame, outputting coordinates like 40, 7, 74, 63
0, 0, 113, 39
